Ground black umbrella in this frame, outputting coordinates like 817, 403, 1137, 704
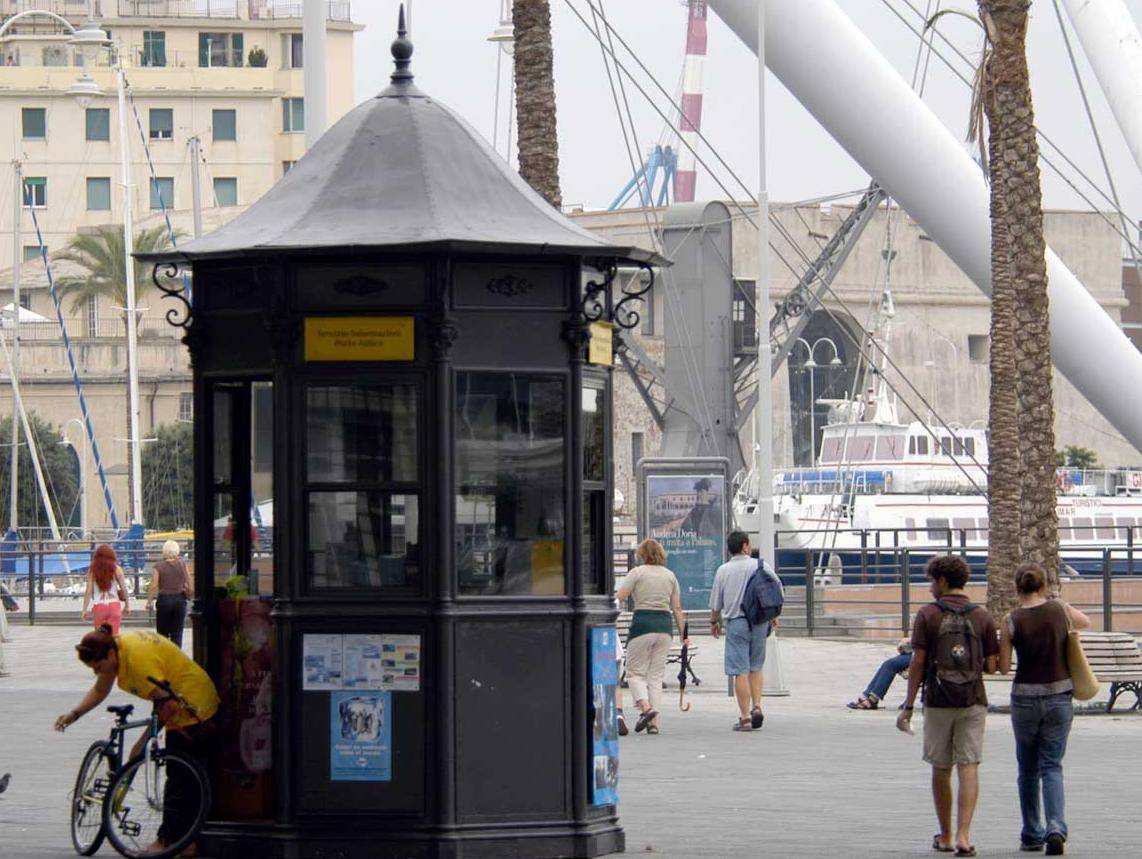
678, 622, 692, 712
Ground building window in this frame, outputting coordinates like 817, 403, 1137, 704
732, 279, 757, 352
213, 177, 237, 207
212, 108, 236, 141
150, 176, 174, 210
282, 32, 303, 68
199, 32, 244, 67
282, 97, 304, 133
142, 30, 166, 67
967, 334, 989, 364
23, 245, 43, 261
22, 177, 46, 208
22, 108, 46, 140
86, 177, 111, 211
282, 160, 296, 174
42, 45, 67, 66
18, 293, 30, 310
86, 296, 97, 337
86, 108, 110, 141
149, 108, 173, 141
178, 391, 193, 423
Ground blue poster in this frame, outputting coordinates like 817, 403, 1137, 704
330, 690, 392, 782
590, 626, 619, 806
646, 474, 726, 609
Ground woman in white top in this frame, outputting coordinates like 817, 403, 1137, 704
81, 543, 130, 634
616, 538, 688, 734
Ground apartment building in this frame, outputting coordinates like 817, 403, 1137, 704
0, 0, 361, 530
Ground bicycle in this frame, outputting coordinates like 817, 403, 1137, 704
70, 676, 211, 859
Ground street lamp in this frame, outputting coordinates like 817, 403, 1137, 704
60, 418, 88, 537
923, 334, 959, 419
795, 336, 843, 463
487, 1, 515, 161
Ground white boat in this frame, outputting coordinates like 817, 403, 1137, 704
733, 387, 1142, 579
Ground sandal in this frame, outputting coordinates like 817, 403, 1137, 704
732, 717, 752, 732
750, 706, 765, 729
634, 709, 658, 733
955, 847, 976, 857
932, 834, 954, 853
847, 695, 879, 710
617, 714, 629, 737
646, 724, 659, 735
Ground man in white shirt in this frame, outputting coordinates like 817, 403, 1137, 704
709, 530, 769, 731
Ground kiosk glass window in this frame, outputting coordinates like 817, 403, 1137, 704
582, 381, 607, 592
456, 373, 565, 595
305, 384, 420, 591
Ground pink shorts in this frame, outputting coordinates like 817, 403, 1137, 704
93, 601, 123, 635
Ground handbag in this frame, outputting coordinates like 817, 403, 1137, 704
1, 589, 17, 612
1065, 615, 1099, 701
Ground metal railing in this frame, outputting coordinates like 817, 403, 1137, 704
11, 315, 180, 340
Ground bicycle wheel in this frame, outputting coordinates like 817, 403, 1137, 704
71, 741, 111, 856
102, 749, 210, 859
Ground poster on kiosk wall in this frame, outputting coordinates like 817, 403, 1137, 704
639, 458, 731, 610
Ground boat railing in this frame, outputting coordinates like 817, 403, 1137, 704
1055, 467, 1142, 496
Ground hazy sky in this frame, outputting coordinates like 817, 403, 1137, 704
350, 1, 1142, 225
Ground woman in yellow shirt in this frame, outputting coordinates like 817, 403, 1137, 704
54, 624, 220, 856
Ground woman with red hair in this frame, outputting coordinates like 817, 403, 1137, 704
81, 544, 130, 633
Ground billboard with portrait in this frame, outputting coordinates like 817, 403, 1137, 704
643, 471, 727, 609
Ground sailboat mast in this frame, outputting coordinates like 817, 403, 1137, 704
753, 1, 775, 567
8, 161, 20, 532
118, 67, 142, 524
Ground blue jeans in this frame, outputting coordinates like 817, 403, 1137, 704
1011, 692, 1074, 846
863, 652, 911, 700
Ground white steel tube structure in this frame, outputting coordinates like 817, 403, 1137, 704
1061, 0, 1142, 176
189, 135, 204, 239
753, 2, 774, 568
303, 0, 328, 148
709, 0, 1142, 453
117, 66, 142, 524
674, 0, 709, 202
8, 161, 21, 532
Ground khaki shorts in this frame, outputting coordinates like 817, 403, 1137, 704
922, 705, 987, 768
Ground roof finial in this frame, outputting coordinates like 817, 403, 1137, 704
390, 4, 414, 86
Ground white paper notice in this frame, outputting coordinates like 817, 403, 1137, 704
302, 634, 343, 690
343, 634, 386, 689
380, 634, 421, 691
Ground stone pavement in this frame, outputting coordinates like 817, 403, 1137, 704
0, 623, 1138, 857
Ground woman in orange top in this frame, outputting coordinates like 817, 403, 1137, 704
81, 544, 130, 633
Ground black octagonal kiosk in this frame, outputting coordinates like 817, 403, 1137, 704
140, 20, 657, 859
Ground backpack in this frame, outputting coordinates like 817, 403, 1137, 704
740, 560, 784, 627
926, 599, 984, 707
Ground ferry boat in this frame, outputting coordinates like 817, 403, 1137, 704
732, 388, 1142, 581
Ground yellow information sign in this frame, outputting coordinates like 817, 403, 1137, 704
588, 321, 613, 366
304, 317, 415, 362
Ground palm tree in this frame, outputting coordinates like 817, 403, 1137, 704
512, 0, 562, 208
978, 1, 1060, 587
54, 225, 178, 524
976, 24, 1021, 617
53, 225, 175, 317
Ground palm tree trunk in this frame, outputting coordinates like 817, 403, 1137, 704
981, 1, 1060, 588
513, 0, 563, 208
981, 44, 1020, 618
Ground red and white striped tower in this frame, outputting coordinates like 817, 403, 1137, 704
674, 0, 708, 202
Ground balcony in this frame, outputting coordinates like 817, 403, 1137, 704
1, 1, 352, 23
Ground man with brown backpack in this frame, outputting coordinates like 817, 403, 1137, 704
897, 555, 998, 857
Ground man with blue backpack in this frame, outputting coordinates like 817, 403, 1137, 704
709, 531, 784, 732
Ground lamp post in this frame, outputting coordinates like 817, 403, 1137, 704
923, 334, 959, 419
67, 16, 145, 526
794, 336, 842, 464
60, 418, 88, 536
487, 2, 515, 161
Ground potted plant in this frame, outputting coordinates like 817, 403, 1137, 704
247, 46, 268, 67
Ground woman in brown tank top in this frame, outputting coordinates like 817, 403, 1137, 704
146, 539, 192, 648
998, 562, 1090, 855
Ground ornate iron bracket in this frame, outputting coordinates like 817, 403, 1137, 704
151, 262, 192, 330
612, 261, 654, 331
579, 260, 615, 324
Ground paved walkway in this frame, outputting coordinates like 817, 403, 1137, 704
0, 624, 1138, 857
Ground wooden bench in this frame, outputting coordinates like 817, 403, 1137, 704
616, 611, 701, 689
1079, 631, 1142, 712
